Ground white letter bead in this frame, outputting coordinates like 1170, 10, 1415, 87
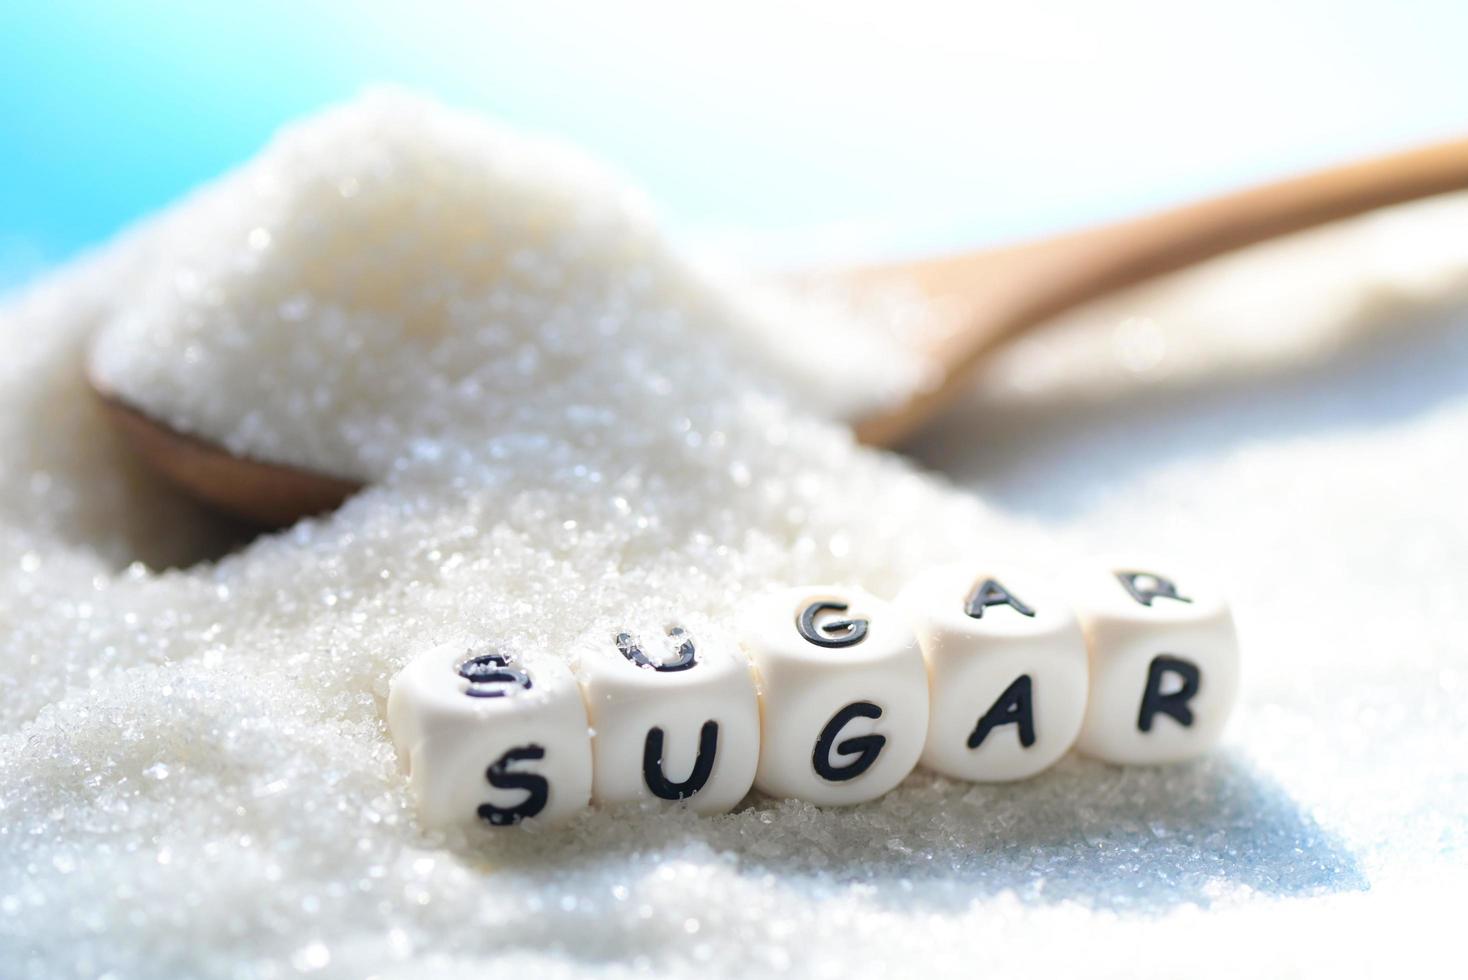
575, 628, 760, 814
897, 564, 1088, 782
387, 644, 592, 830
1069, 558, 1240, 765
739, 586, 928, 805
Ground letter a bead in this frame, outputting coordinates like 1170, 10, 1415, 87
1067, 557, 1240, 764
738, 586, 928, 805
897, 564, 1089, 781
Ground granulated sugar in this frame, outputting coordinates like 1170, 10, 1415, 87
3, 92, 1467, 977
87, 92, 928, 482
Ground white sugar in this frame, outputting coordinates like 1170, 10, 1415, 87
5, 91, 1468, 976
88, 91, 928, 482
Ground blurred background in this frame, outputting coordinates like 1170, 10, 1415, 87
2, 0, 1465, 291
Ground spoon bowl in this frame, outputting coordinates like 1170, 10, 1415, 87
93, 380, 363, 527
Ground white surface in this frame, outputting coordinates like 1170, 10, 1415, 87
2, 94, 1468, 978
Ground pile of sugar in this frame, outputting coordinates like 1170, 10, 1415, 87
5, 92, 999, 976
87, 93, 929, 482
5, 91, 1468, 977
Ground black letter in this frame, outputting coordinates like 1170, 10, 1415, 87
967, 674, 1036, 749
616, 627, 697, 672
642, 721, 719, 800
458, 653, 532, 698
477, 745, 549, 825
1138, 655, 1201, 732
1116, 571, 1191, 607
812, 701, 886, 781
965, 578, 1036, 619
797, 600, 869, 648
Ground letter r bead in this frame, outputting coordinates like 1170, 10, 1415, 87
1067, 557, 1240, 765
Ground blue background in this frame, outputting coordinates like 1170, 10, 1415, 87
2, 1, 1465, 288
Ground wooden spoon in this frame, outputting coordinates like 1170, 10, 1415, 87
93, 136, 1468, 527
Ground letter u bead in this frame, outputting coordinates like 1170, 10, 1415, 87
575, 626, 760, 814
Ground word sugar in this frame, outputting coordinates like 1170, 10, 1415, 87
388, 557, 1240, 829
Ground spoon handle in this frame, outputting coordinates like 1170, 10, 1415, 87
856, 135, 1468, 446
